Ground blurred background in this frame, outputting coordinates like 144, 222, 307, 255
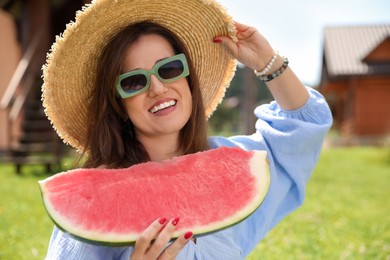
0, 0, 389, 259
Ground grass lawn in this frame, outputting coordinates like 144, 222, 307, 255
0, 147, 389, 259
247, 147, 390, 259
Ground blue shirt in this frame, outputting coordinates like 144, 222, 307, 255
45, 87, 332, 259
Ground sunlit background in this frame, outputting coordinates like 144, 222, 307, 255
219, 0, 390, 86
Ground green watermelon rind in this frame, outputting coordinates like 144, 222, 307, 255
38, 149, 270, 246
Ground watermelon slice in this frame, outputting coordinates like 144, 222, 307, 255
38, 147, 270, 245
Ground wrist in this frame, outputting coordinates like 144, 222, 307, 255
254, 51, 278, 76
254, 52, 285, 76
264, 54, 284, 76
256, 57, 289, 82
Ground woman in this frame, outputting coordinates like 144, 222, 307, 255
42, 0, 332, 259
82, 22, 209, 169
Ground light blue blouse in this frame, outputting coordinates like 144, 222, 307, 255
45, 87, 332, 260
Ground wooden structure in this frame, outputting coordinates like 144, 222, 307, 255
0, 0, 85, 173
320, 25, 390, 142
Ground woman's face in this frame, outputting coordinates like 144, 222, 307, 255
120, 34, 192, 139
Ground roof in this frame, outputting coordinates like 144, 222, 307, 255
323, 24, 390, 77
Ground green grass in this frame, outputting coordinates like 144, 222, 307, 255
0, 147, 389, 259
0, 162, 73, 259
247, 147, 390, 259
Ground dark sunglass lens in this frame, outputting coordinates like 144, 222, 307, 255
158, 60, 184, 79
120, 74, 147, 92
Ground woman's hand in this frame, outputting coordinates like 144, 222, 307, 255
214, 21, 309, 110
130, 217, 193, 260
214, 21, 274, 71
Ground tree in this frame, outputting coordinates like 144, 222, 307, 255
209, 65, 273, 136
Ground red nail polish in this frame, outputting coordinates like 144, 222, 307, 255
184, 231, 193, 240
172, 217, 180, 226
213, 38, 222, 43
159, 217, 167, 225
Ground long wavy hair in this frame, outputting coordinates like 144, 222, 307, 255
80, 22, 209, 168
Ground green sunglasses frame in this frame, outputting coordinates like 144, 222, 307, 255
117, 53, 189, 99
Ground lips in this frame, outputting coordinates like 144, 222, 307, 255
149, 100, 177, 113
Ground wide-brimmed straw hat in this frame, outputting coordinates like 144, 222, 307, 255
42, 0, 237, 151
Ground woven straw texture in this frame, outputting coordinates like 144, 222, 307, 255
42, 0, 237, 151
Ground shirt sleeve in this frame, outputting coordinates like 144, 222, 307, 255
207, 87, 333, 256
45, 226, 131, 260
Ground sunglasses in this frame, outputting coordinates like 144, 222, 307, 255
117, 53, 190, 99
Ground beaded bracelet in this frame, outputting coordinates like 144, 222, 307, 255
254, 51, 279, 77
256, 57, 289, 82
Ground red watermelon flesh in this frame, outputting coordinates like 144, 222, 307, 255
39, 147, 270, 245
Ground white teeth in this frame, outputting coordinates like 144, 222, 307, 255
150, 100, 176, 113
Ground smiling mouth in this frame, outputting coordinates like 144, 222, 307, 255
149, 100, 177, 113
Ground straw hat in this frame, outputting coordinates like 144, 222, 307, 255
42, 0, 237, 151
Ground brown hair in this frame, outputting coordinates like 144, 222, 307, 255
80, 22, 209, 168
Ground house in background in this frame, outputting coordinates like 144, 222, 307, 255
320, 25, 390, 144
0, 0, 88, 173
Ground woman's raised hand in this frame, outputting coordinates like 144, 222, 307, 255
130, 217, 193, 260
214, 21, 275, 72
214, 21, 309, 110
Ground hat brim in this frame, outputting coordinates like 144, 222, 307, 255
42, 0, 237, 151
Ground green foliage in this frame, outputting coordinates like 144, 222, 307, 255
0, 147, 389, 259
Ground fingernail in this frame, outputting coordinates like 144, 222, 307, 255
213, 38, 222, 43
172, 217, 180, 226
184, 231, 193, 240
159, 217, 167, 225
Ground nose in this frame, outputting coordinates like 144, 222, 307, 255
148, 75, 168, 97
